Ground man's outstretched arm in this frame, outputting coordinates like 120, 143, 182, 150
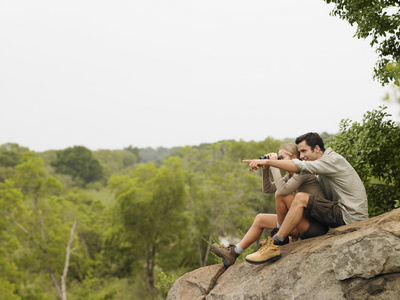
242, 159, 300, 173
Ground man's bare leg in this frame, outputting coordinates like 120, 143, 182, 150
276, 192, 310, 239
275, 192, 295, 226
244, 193, 311, 265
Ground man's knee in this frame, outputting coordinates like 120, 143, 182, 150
293, 192, 309, 207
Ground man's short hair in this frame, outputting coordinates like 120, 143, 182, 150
295, 132, 326, 152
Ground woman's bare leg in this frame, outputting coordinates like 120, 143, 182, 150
238, 214, 277, 250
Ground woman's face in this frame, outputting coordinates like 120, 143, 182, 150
278, 149, 293, 160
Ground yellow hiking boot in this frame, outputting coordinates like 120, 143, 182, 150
245, 237, 281, 264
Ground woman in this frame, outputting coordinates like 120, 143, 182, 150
212, 143, 327, 268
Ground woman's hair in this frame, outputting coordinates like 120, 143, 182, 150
279, 143, 299, 158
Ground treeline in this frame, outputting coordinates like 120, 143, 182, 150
0, 106, 399, 299
0, 136, 285, 299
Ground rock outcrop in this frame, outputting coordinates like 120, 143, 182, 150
167, 208, 400, 300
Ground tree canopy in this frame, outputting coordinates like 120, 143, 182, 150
51, 146, 103, 185
1, 109, 399, 298
0, 143, 30, 182
325, 0, 400, 85
327, 106, 400, 216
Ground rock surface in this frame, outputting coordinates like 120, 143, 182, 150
167, 208, 400, 300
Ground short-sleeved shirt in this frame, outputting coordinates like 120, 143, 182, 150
292, 147, 368, 224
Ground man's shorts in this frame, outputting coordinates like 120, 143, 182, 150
305, 194, 346, 228
299, 194, 346, 240
299, 221, 329, 239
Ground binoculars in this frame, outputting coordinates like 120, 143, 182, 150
259, 155, 283, 160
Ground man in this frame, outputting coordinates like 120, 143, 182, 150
212, 143, 327, 268
242, 132, 368, 264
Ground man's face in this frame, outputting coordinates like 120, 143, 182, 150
297, 140, 320, 161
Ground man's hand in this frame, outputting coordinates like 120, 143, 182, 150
243, 157, 300, 174
243, 153, 278, 171
242, 159, 268, 172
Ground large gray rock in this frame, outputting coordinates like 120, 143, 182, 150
167, 208, 400, 300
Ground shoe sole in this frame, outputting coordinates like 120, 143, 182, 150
212, 244, 231, 268
245, 254, 282, 265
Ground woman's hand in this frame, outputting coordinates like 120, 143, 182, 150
267, 153, 279, 160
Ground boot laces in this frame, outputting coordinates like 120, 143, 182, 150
257, 238, 272, 253
220, 244, 235, 254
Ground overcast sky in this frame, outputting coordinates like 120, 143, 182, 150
0, 0, 397, 152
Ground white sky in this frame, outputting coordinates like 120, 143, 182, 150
0, 0, 397, 151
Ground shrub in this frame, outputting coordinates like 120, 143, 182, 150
327, 106, 400, 217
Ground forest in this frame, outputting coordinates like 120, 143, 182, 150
2, 0, 400, 299
0, 106, 399, 299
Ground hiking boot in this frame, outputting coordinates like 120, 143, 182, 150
272, 235, 289, 246
212, 243, 240, 268
270, 228, 289, 246
258, 238, 266, 246
260, 230, 289, 246
245, 237, 281, 264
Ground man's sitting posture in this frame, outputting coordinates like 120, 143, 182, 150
212, 143, 327, 267
242, 132, 368, 264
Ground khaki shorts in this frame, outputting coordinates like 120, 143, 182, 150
299, 222, 329, 239
300, 194, 346, 240
305, 194, 346, 228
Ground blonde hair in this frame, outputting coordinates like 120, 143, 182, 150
279, 143, 299, 158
